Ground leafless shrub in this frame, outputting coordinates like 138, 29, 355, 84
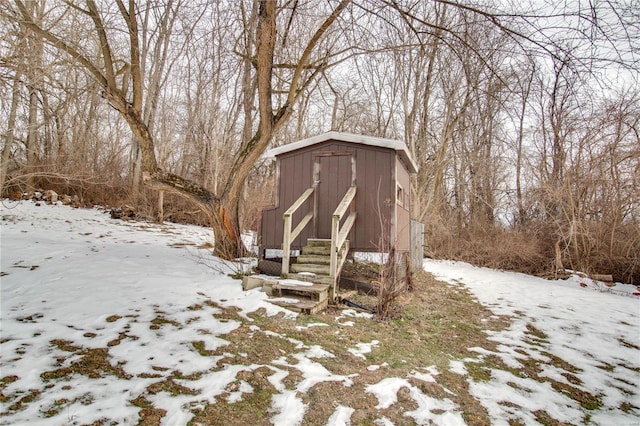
373, 196, 411, 320
375, 247, 409, 320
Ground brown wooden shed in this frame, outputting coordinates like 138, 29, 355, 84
258, 132, 418, 296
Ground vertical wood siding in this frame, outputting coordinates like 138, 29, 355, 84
260, 139, 411, 254
395, 156, 411, 251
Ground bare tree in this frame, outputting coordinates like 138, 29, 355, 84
7, 0, 350, 258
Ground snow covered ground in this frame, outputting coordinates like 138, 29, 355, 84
1, 200, 639, 425
422, 260, 640, 425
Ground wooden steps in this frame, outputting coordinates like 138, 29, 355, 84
249, 239, 348, 314
287, 272, 333, 285
273, 238, 333, 314
241, 275, 330, 314
287, 239, 333, 277
296, 254, 331, 264
291, 263, 330, 275
270, 281, 330, 314
269, 297, 328, 315
272, 282, 329, 301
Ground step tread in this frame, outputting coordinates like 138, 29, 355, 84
301, 246, 331, 255
273, 282, 329, 302
273, 282, 330, 293
297, 254, 331, 264
291, 263, 331, 275
306, 238, 332, 247
285, 273, 333, 285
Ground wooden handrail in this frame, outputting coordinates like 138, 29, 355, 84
329, 186, 357, 299
282, 187, 314, 275
333, 186, 357, 220
336, 211, 356, 249
284, 187, 314, 218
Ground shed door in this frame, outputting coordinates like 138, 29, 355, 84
314, 153, 354, 239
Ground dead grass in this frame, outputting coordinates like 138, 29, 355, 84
186, 271, 510, 425
190, 367, 275, 425
2, 272, 622, 425
40, 345, 130, 382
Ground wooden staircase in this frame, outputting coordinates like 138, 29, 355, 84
276, 186, 356, 313
269, 239, 343, 314
290, 238, 332, 281
270, 281, 329, 315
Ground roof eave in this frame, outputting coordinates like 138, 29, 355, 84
266, 131, 419, 173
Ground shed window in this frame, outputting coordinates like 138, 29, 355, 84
396, 184, 404, 207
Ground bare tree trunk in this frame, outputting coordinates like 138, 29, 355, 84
26, 86, 39, 189
157, 190, 164, 223
13, 0, 348, 258
0, 71, 22, 194
515, 67, 534, 226
131, 142, 142, 201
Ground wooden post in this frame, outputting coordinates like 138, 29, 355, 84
282, 213, 292, 276
281, 187, 315, 277
329, 213, 339, 300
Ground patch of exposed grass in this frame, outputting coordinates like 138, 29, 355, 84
138, 372, 163, 379
131, 395, 167, 425
40, 347, 130, 382
188, 367, 274, 425
620, 401, 638, 413
209, 324, 299, 367
147, 377, 198, 397
107, 332, 127, 347
172, 370, 203, 381
0, 375, 18, 386
619, 363, 640, 373
0, 376, 18, 403
596, 362, 615, 372
561, 372, 583, 386
506, 381, 531, 392
191, 341, 217, 357
105, 315, 121, 323
540, 351, 583, 374
51, 339, 81, 352
548, 380, 602, 410
618, 338, 640, 350
513, 355, 543, 378
522, 327, 548, 347
466, 362, 493, 382
149, 315, 181, 330
533, 409, 574, 426
615, 376, 635, 387
41, 399, 68, 417
7, 389, 41, 411
525, 323, 548, 340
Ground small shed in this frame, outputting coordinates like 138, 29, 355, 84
259, 132, 419, 293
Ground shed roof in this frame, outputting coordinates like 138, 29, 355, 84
266, 131, 419, 173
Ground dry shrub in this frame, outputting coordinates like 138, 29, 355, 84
422, 214, 456, 258
375, 248, 408, 320
2, 170, 212, 227
2, 169, 130, 208
575, 221, 640, 284
424, 216, 548, 277
424, 213, 639, 284
461, 228, 548, 276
